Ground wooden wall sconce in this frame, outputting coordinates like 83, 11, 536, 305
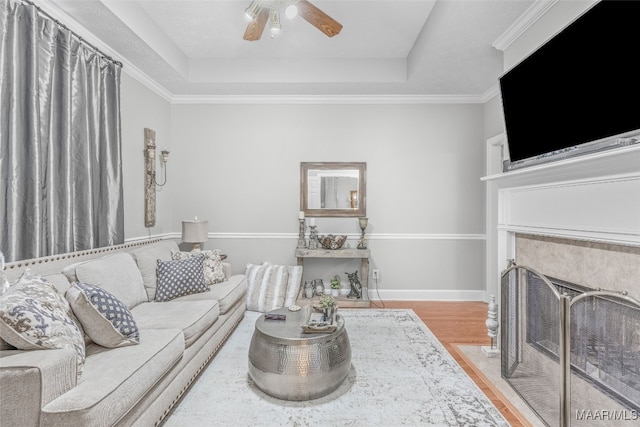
144, 128, 169, 228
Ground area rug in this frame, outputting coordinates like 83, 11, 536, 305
163, 309, 509, 426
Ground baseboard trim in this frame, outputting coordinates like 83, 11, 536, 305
369, 289, 487, 302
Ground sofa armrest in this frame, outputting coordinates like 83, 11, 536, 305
0, 349, 77, 426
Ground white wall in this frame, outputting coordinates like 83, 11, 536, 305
120, 73, 173, 239
169, 103, 487, 300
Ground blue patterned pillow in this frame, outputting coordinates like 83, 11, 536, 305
66, 282, 140, 348
155, 255, 209, 302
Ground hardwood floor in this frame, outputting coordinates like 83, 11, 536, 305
381, 301, 528, 427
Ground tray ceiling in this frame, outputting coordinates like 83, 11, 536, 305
46, 0, 534, 98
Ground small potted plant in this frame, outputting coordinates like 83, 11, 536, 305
330, 275, 341, 296
318, 295, 337, 323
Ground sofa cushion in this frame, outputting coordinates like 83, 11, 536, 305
41, 328, 184, 426
172, 274, 247, 315
172, 249, 226, 285
73, 253, 148, 309
130, 240, 180, 300
131, 300, 219, 348
0, 271, 85, 376
66, 282, 140, 348
155, 256, 209, 302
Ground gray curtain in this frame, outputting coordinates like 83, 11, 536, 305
0, 0, 124, 262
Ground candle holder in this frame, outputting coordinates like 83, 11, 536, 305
357, 217, 368, 249
297, 219, 307, 248
308, 225, 319, 249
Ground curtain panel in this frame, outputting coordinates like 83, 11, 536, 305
0, 0, 124, 262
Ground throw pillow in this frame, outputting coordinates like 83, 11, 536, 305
155, 256, 209, 302
0, 270, 85, 376
66, 282, 140, 348
245, 263, 290, 312
130, 240, 180, 301
171, 249, 226, 285
285, 265, 303, 307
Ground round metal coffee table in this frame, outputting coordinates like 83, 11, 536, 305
248, 307, 351, 401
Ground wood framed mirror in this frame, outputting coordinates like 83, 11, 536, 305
300, 162, 366, 217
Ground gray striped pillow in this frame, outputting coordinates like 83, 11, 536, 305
245, 263, 290, 312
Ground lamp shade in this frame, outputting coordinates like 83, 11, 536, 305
182, 219, 209, 243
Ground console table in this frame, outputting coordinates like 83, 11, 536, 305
295, 248, 370, 308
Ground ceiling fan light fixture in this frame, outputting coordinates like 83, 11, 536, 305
285, 4, 297, 19
245, 1, 261, 20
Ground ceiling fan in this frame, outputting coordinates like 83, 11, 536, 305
243, 0, 343, 41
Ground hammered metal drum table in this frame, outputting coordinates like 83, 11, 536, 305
248, 307, 351, 401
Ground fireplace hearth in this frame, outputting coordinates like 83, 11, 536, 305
501, 264, 640, 427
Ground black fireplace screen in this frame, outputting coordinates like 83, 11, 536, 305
501, 266, 640, 427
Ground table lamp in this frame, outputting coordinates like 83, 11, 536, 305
182, 217, 209, 251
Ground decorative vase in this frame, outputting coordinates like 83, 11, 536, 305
331, 288, 339, 297
314, 279, 324, 296
304, 281, 315, 299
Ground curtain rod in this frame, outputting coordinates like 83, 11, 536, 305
18, 0, 123, 68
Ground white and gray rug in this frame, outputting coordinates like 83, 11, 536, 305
164, 309, 509, 426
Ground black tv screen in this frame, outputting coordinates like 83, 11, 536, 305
499, 0, 640, 164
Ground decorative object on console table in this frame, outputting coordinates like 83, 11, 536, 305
308, 225, 319, 249
318, 234, 347, 250
314, 279, 324, 296
182, 217, 208, 251
346, 270, 362, 299
303, 281, 315, 299
357, 217, 368, 249
330, 275, 340, 296
297, 211, 306, 249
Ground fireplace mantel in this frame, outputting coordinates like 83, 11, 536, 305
483, 144, 640, 300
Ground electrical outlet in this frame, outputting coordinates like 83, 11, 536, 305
372, 269, 379, 280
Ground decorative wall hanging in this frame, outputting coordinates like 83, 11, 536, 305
144, 128, 169, 228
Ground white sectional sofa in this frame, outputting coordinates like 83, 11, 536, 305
0, 239, 247, 426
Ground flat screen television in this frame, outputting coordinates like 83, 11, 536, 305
499, 0, 640, 169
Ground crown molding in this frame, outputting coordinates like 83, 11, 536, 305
492, 0, 558, 51
169, 94, 487, 105
481, 84, 501, 103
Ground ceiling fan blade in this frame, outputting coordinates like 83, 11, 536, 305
297, 0, 343, 37
243, 8, 269, 41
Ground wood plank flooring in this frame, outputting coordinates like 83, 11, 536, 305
380, 301, 527, 427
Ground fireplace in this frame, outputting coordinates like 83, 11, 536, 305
482, 143, 640, 426
501, 266, 640, 426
